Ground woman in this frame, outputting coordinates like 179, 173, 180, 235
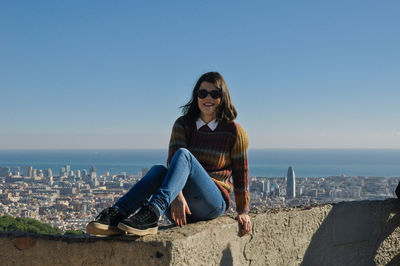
86, 72, 251, 236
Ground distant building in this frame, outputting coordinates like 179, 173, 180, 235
91, 177, 99, 187
44, 168, 53, 178
60, 187, 77, 196
90, 165, 96, 173
286, 166, 296, 198
13, 167, 20, 176
90, 166, 97, 179
260, 180, 265, 193
0, 167, 10, 177
37, 169, 43, 178
142, 168, 149, 177
24, 166, 33, 178
82, 169, 88, 177
65, 165, 71, 176
60, 167, 66, 177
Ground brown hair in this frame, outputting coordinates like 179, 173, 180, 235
181, 72, 237, 123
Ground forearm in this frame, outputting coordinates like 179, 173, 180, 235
231, 124, 250, 214
234, 190, 250, 214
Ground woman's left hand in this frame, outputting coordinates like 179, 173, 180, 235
236, 213, 252, 236
171, 192, 191, 227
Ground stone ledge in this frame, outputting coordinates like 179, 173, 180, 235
1, 199, 400, 265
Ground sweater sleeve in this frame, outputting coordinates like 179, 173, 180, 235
167, 117, 189, 166
231, 123, 250, 214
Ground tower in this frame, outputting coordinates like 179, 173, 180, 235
32, 169, 37, 179
266, 179, 271, 194
286, 166, 296, 198
90, 165, 97, 179
60, 167, 66, 177
65, 165, 71, 176
0, 167, 10, 177
44, 168, 53, 185
23, 166, 33, 178
44, 168, 53, 178
13, 167, 20, 176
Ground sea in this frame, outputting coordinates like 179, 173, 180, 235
0, 149, 399, 178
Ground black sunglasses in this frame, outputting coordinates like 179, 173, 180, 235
197, 89, 222, 99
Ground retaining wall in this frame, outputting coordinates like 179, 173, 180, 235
1, 199, 400, 265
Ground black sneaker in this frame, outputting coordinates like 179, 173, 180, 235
86, 207, 125, 236
117, 203, 160, 236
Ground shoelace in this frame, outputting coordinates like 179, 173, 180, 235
135, 205, 153, 221
96, 207, 118, 220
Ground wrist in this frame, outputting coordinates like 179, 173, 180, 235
174, 193, 186, 203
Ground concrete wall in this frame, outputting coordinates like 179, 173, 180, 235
1, 199, 400, 265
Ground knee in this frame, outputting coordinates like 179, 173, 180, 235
172, 148, 193, 162
150, 165, 168, 173
176, 148, 190, 157
176, 148, 190, 153
170, 148, 193, 166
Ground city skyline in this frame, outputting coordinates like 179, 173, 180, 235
2, 163, 398, 232
1, 1, 400, 149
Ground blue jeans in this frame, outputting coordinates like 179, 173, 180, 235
114, 148, 226, 223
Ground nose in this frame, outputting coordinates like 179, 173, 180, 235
204, 91, 214, 99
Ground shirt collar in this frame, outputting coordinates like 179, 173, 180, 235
196, 118, 219, 131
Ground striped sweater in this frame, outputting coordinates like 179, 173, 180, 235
167, 116, 250, 213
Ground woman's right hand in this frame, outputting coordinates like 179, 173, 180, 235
171, 191, 191, 227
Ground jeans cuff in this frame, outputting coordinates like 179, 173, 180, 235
113, 204, 128, 217
149, 200, 164, 216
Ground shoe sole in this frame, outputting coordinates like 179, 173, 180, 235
86, 222, 124, 236
117, 222, 158, 236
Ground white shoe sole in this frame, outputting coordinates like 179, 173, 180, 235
117, 223, 158, 236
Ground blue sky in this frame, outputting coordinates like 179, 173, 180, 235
1, 1, 399, 149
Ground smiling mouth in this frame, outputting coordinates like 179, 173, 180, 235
203, 103, 215, 107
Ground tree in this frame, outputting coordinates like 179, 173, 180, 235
0, 215, 62, 235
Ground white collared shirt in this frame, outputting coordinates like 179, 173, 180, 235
196, 118, 219, 131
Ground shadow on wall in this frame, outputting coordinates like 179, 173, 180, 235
220, 243, 234, 266
301, 199, 400, 266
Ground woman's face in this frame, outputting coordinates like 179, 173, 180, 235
197, 81, 222, 122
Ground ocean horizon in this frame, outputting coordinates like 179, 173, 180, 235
0, 149, 399, 178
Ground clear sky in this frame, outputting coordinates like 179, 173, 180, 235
1, 1, 399, 149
